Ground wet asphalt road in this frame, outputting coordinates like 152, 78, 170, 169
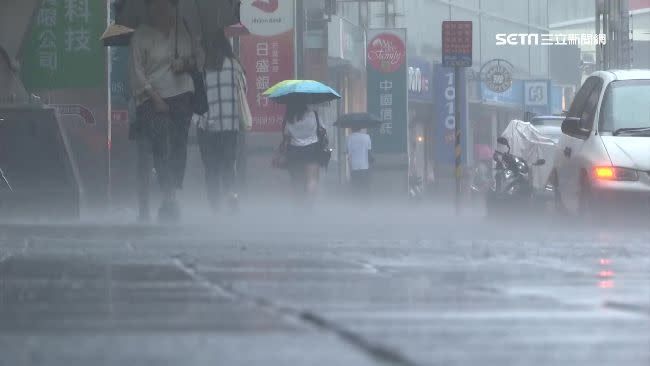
0, 203, 648, 366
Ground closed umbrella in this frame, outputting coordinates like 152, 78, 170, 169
334, 113, 382, 129
264, 80, 341, 105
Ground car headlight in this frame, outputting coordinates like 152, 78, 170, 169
592, 166, 639, 181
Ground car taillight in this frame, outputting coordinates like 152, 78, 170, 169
592, 166, 639, 181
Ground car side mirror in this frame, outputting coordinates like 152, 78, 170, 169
497, 137, 509, 147
561, 117, 584, 136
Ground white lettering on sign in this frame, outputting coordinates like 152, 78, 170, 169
65, 28, 91, 52
380, 94, 393, 107
496, 33, 607, 46
379, 80, 393, 91
256, 75, 270, 91
256, 42, 269, 56
256, 59, 270, 73
64, 0, 89, 23
39, 30, 57, 49
444, 72, 456, 130
39, 52, 58, 70
37, 8, 58, 27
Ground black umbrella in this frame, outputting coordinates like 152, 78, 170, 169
334, 113, 382, 129
102, 0, 240, 47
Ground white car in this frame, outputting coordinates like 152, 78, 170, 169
551, 69, 650, 214
531, 115, 564, 144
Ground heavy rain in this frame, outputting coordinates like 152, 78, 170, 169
0, 0, 649, 365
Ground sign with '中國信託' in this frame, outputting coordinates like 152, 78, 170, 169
367, 29, 408, 154
21, 0, 106, 90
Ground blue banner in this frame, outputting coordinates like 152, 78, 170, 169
481, 80, 524, 106
433, 64, 467, 166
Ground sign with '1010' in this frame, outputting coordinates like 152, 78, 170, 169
434, 64, 466, 165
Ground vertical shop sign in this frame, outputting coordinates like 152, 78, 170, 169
367, 29, 408, 153
434, 64, 467, 166
240, 0, 295, 132
22, 0, 106, 89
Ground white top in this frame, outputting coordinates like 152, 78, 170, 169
285, 108, 318, 147
129, 23, 201, 105
347, 132, 372, 171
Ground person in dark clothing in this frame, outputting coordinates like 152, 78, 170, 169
129, 0, 204, 221
196, 30, 249, 212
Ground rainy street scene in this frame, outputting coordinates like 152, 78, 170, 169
0, 0, 649, 365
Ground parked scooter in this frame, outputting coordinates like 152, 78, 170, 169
485, 137, 545, 215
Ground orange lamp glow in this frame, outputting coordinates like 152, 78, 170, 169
593, 167, 615, 179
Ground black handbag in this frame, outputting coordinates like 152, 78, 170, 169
314, 111, 332, 168
177, 16, 209, 116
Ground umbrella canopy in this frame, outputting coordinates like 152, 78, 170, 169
264, 80, 341, 105
334, 113, 382, 129
106, 0, 240, 47
100, 24, 135, 47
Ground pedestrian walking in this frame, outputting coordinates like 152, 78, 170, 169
196, 29, 250, 213
282, 103, 325, 206
129, 0, 204, 222
347, 127, 373, 195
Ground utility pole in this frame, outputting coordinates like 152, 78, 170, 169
596, 0, 631, 70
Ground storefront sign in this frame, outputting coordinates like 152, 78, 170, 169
408, 58, 432, 103
367, 29, 408, 153
524, 80, 550, 107
480, 59, 513, 93
240, 0, 295, 132
442, 21, 472, 68
21, 0, 106, 89
481, 79, 523, 106
434, 64, 467, 166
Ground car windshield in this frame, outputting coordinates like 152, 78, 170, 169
599, 80, 650, 133
531, 118, 563, 128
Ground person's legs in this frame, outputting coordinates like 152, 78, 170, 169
220, 131, 239, 210
136, 137, 152, 221
198, 129, 221, 211
305, 163, 320, 205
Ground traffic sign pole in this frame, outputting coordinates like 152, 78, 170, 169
442, 20, 472, 216
454, 66, 462, 216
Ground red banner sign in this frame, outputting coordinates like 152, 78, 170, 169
240, 0, 295, 132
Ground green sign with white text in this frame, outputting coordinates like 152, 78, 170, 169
366, 29, 408, 154
22, 0, 106, 89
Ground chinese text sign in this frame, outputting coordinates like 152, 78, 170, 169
367, 29, 408, 154
22, 0, 106, 89
442, 21, 472, 68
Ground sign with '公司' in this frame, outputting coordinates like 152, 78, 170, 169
21, 0, 106, 89
366, 29, 408, 153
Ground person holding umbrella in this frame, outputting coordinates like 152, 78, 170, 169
265, 80, 340, 206
347, 126, 373, 195
129, 0, 204, 221
334, 113, 381, 196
